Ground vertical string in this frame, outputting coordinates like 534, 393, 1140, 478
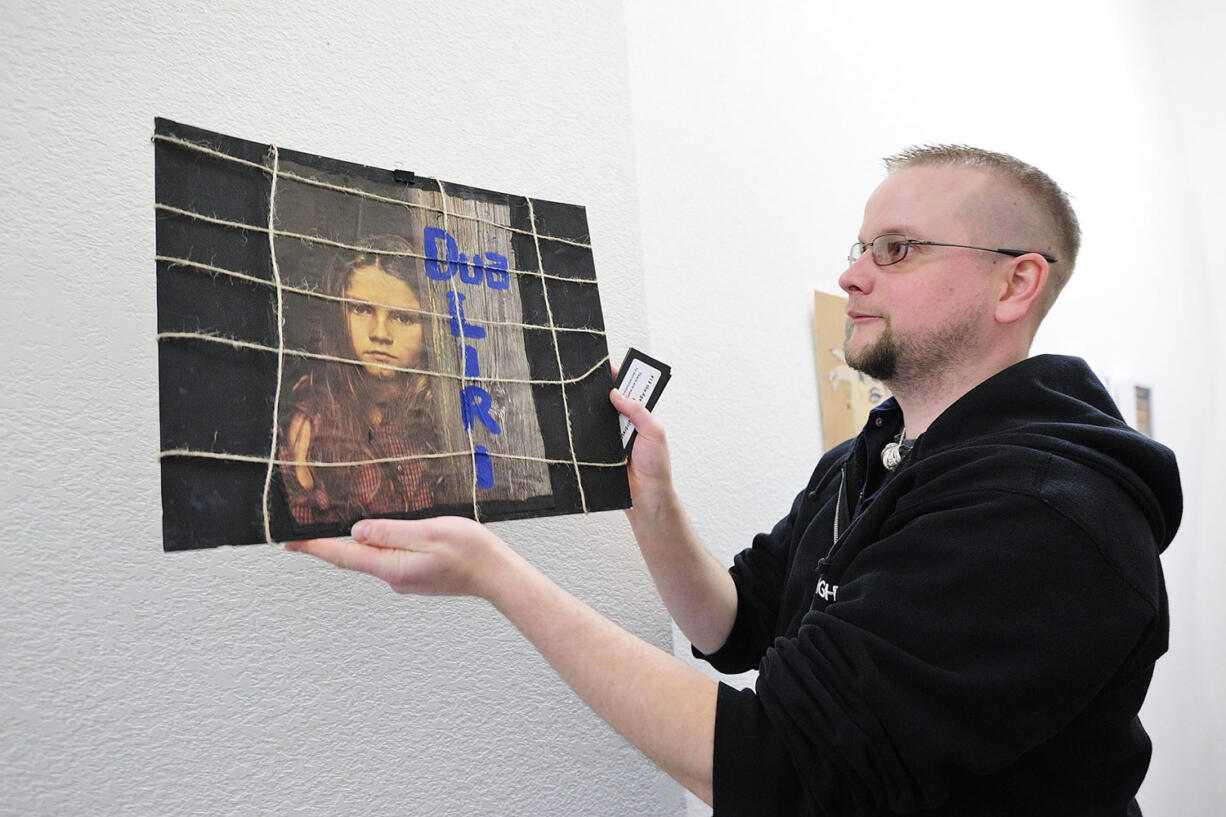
437, 182, 482, 521
527, 198, 587, 513
261, 145, 286, 544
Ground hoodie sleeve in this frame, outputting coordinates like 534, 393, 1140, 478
711, 484, 1162, 816
693, 512, 793, 674
695, 446, 850, 674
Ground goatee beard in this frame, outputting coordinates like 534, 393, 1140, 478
844, 318, 898, 381
843, 311, 979, 391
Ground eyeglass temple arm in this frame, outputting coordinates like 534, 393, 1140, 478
909, 239, 1057, 264
995, 248, 1059, 263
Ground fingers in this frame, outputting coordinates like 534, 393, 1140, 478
351, 518, 408, 547
286, 516, 506, 598
286, 536, 390, 576
352, 517, 445, 549
351, 516, 477, 550
287, 533, 428, 594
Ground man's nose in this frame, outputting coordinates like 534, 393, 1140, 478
838, 252, 875, 295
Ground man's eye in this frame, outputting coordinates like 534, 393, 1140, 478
882, 239, 907, 261
392, 312, 416, 325
349, 303, 372, 315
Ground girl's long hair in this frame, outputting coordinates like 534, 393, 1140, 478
291, 234, 438, 489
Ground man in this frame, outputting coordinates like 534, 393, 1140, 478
286, 146, 1181, 815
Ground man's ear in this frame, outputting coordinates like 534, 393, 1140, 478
995, 255, 1049, 325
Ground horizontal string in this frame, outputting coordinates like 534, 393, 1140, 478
155, 254, 607, 337
152, 133, 593, 250
155, 203, 595, 288
155, 330, 610, 387
158, 447, 627, 469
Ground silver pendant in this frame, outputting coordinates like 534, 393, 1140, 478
881, 442, 906, 471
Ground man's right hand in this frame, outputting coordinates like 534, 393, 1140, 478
609, 386, 675, 511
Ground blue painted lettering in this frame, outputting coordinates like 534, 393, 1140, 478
473, 445, 494, 489
484, 252, 510, 290
461, 252, 484, 285
425, 228, 515, 495
460, 386, 502, 435
424, 228, 513, 291
464, 345, 480, 378
423, 226, 460, 281
446, 291, 486, 339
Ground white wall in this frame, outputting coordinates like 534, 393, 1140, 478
1, 2, 684, 815
4, 1, 1221, 815
623, 1, 1224, 814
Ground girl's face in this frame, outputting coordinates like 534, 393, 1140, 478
344, 263, 424, 378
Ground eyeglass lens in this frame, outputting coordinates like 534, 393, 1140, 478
871, 234, 907, 265
850, 234, 908, 265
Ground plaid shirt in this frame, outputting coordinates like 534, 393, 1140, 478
280, 393, 437, 527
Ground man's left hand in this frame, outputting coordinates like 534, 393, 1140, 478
286, 516, 511, 600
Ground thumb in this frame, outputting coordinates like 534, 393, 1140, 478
351, 518, 421, 549
609, 388, 664, 440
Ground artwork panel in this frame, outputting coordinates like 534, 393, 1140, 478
154, 118, 628, 550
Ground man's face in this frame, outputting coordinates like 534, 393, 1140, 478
345, 263, 424, 379
839, 165, 1002, 386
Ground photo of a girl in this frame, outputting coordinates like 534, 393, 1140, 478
279, 235, 443, 527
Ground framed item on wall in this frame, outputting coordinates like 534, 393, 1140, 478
812, 290, 890, 449
1104, 376, 1155, 438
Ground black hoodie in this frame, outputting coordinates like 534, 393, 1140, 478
697, 355, 1182, 816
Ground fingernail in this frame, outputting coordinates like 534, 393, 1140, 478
351, 521, 369, 541
284, 541, 301, 552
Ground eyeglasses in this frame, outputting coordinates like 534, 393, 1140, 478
849, 233, 1058, 267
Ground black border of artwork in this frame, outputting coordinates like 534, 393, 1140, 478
154, 118, 629, 551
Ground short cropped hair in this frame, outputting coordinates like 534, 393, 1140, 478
883, 144, 1081, 319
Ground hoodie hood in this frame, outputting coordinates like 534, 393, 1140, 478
917, 354, 1182, 553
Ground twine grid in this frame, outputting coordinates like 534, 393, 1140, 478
156, 134, 623, 542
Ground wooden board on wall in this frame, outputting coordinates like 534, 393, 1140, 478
812, 291, 890, 450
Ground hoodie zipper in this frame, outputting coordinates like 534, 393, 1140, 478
818, 465, 854, 580
824, 452, 910, 579
832, 468, 844, 542
832, 464, 868, 546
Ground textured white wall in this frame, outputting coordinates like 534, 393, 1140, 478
623, 1, 1224, 815
1, 2, 684, 815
